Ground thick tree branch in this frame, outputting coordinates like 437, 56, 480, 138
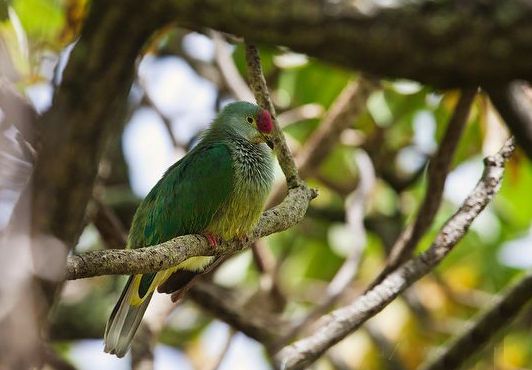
419, 271, 532, 370
369, 89, 476, 288
486, 82, 532, 161
275, 138, 515, 370
66, 184, 315, 279
2, 1, 170, 367
169, 0, 532, 87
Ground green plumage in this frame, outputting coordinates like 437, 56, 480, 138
104, 102, 274, 357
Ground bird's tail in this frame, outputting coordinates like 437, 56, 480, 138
104, 276, 153, 357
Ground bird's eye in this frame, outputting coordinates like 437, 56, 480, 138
247, 117, 254, 124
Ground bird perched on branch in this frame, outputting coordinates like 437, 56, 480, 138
104, 102, 275, 357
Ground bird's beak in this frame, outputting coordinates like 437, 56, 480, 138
252, 132, 275, 150
265, 137, 274, 150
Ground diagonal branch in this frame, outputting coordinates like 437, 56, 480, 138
419, 271, 532, 370
275, 137, 515, 370
369, 89, 476, 289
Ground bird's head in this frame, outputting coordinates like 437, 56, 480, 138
217, 101, 274, 149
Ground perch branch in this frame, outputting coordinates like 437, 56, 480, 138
275, 137, 515, 370
66, 184, 315, 279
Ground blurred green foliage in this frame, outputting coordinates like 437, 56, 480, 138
2, 1, 531, 369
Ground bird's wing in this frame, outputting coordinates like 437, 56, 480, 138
128, 143, 234, 302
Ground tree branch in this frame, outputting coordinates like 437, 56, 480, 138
369, 89, 476, 288
275, 137, 515, 370
169, 0, 532, 87
245, 43, 302, 188
1, 1, 170, 367
66, 184, 315, 279
90, 199, 128, 250
419, 271, 532, 370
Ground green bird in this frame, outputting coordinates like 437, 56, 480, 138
104, 102, 275, 357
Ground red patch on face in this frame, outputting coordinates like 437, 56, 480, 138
257, 109, 273, 133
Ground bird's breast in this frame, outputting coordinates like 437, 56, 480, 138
207, 141, 274, 239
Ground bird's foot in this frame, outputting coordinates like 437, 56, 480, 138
203, 233, 219, 248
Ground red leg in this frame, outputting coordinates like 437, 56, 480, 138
203, 233, 218, 248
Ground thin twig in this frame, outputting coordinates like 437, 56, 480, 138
418, 270, 532, 370
138, 83, 183, 149
244, 43, 302, 188
252, 239, 287, 312
277, 104, 324, 128
369, 89, 476, 289
364, 323, 408, 370
275, 137, 515, 370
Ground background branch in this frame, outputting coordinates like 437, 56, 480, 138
275, 137, 515, 370
419, 271, 532, 370
282, 150, 375, 342
211, 31, 254, 102
369, 89, 476, 288
268, 76, 376, 206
